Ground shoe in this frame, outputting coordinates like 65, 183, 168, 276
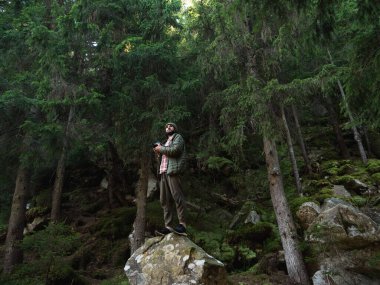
172, 224, 187, 236
155, 227, 172, 236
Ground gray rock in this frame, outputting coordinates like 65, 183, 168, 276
24, 217, 47, 234
306, 204, 380, 248
125, 233, 227, 285
332, 185, 351, 197
244, 210, 261, 225
321, 197, 352, 211
147, 174, 158, 199
296, 202, 321, 230
312, 268, 379, 285
345, 179, 369, 193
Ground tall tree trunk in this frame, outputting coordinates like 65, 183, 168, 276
362, 126, 372, 157
3, 166, 30, 274
325, 95, 350, 158
130, 155, 150, 254
291, 104, 312, 174
263, 137, 310, 285
328, 49, 368, 164
281, 106, 302, 195
51, 106, 74, 222
106, 141, 128, 208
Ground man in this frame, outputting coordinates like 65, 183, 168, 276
153, 122, 187, 235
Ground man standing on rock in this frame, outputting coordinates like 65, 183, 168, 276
153, 122, 187, 236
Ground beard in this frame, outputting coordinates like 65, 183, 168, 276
166, 130, 175, 136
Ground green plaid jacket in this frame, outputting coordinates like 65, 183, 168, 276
159, 133, 186, 175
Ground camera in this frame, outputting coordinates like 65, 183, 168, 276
152, 141, 161, 148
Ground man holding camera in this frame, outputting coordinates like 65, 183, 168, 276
153, 122, 187, 235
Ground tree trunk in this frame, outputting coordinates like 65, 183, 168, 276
336, 79, 368, 164
3, 166, 30, 274
328, 49, 368, 164
281, 106, 302, 195
130, 155, 150, 253
362, 126, 373, 158
263, 137, 310, 285
291, 104, 312, 174
106, 141, 128, 208
51, 106, 74, 222
325, 95, 350, 158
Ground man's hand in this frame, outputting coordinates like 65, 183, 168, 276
153, 144, 161, 154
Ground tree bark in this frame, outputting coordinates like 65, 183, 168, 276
130, 154, 150, 254
328, 49, 367, 164
263, 137, 310, 285
291, 104, 312, 174
3, 166, 30, 274
325, 95, 350, 158
51, 106, 74, 222
106, 141, 128, 208
336, 79, 368, 164
281, 106, 302, 195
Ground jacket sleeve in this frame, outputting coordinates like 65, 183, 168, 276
159, 134, 184, 158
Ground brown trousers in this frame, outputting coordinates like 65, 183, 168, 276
160, 173, 186, 227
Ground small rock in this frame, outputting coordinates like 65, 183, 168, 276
244, 210, 261, 225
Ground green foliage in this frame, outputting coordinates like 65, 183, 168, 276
227, 222, 273, 246
92, 207, 136, 239
100, 274, 130, 285
5, 223, 82, 284
206, 156, 235, 171
370, 173, 380, 185
350, 195, 367, 207
367, 159, 380, 174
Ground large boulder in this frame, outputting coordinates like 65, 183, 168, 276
124, 233, 228, 285
306, 203, 380, 248
312, 267, 379, 285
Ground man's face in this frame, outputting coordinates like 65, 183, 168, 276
165, 124, 175, 134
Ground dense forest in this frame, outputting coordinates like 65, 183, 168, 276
1, 0, 379, 284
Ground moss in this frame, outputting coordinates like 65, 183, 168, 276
350, 196, 368, 207
371, 173, 380, 185
367, 159, 380, 174
289, 196, 317, 213
33, 188, 52, 208
227, 222, 273, 245
91, 207, 136, 239
25, 206, 49, 221
100, 274, 130, 285
321, 160, 340, 176
314, 188, 333, 203
302, 179, 332, 197
331, 175, 355, 185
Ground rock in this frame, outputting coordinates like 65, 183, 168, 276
332, 185, 351, 197
306, 204, 380, 248
100, 177, 108, 189
321, 197, 352, 211
345, 179, 369, 193
24, 217, 47, 234
147, 173, 158, 199
125, 233, 228, 285
312, 267, 379, 285
244, 210, 261, 225
296, 202, 321, 230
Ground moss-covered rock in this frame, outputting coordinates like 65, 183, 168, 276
370, 173, 380, 185
367, 159, 380, 174
227, 222, 273, 246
